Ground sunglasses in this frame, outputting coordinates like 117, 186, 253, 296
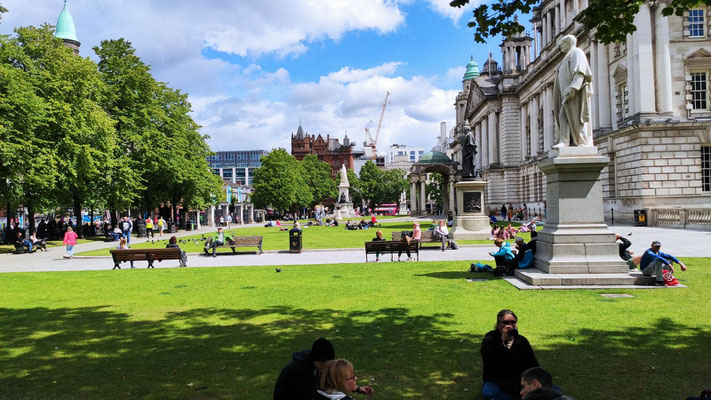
499, 320, 517, 325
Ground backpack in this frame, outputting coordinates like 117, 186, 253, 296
448, 239, 458, 250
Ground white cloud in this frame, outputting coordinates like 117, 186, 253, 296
445, 66, 466, 82
424, 0, 478, 24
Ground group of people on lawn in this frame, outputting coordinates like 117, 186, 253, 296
273, 310, 576, 400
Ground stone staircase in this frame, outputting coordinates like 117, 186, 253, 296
508, 268, 659, 290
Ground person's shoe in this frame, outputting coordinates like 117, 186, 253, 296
653, 281, 665, 286
212, 254, 217, 258
375, 258, 380, 262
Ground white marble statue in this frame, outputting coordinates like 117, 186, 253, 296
339, 164, 349, 187
553, 35, 594, 148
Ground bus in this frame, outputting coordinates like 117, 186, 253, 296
373, 204, 398, 215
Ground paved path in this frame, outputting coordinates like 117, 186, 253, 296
0, 223, 708, 273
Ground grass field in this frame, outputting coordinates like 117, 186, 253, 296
1, 259, 708, 399
76, 221, 534, 256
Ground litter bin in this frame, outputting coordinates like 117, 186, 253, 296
634, 209, 647, 226
168, 222, 176, 233
289, 226, 302, 253
137, 220, 147, 238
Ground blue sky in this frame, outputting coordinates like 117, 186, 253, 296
0, 0, 531, 152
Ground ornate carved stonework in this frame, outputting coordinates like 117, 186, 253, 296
466, 85, 486, 119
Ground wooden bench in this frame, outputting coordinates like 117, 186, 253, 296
110, 248, 182, 269
364, 240, 420, 262
391, 231, 450, 248
203, 236, 264, 255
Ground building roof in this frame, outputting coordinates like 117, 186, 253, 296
55, 1, 78, 42
418, 151, 452, 164
463, 56, 480, 81
295, 124, 305, 139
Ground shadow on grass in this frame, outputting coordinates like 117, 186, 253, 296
414, 271, 497, 280
1, 308, 709, 399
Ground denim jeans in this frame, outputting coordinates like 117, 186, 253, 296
482, 382, 519, 400
642, 258, 666, 282
22, 239, 33, 252
66, 245, 74, 257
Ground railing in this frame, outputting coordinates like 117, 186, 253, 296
652, 208, 711, 229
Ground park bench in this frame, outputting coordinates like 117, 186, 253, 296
110, 248, 182, 269
363, 240, 420, 262
13, 239, 47, 254
203, 235, 264, 255
391, 231, 450, 248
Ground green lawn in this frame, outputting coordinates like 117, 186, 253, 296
0, 236, 105, 255
0, 259, 708, 399
76, 222, 533, 256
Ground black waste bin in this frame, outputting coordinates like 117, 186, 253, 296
634, 209, 647, 226
137, 220, 147, 238
168, 222, 176, 233
289, 227, 302, 253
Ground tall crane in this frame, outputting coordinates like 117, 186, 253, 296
363, 91, 390, 160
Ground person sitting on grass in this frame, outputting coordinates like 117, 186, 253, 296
638, 240, 686, 286
166, 235, 187, 267
398, 221, 421, 261
520, 367, 576, 400
490, 238, 517, 276
513, 237, 535, 269
481, 309, 539, 400
372, 230, 385, 262
370, 215, 377, 226
313, 359, 374, 400
273, 338, 336, 400
504, 224, 518, 240
358, 219, 369, 230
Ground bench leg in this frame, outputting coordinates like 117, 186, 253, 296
113, 263, 121, 270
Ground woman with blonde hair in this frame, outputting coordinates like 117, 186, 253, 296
313, 359, 373, 399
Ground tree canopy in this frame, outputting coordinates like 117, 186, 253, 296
450, 0, 704, 44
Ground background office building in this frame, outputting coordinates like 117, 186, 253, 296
207, 150, 266, 186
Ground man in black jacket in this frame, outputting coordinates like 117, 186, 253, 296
273, 338, 335, 400
615, 234, 636, 270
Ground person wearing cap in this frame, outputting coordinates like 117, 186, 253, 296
274, 338, 338, 400
638, 240, 686, 286
206, 227, 235, 257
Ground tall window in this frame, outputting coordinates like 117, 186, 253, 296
702, 146, 711, 192
691, 72, 708, 110
689, 9, 705, 38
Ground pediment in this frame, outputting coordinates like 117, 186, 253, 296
686, 48, 711, 59
465, 84, 486, 119
613, 64, 627, 82
313, 135, 326, 145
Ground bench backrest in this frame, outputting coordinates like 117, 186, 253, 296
364, 240, 419, 252
110, 248, 181, 260
233, 236, 263, 245
391, 231, 434, 241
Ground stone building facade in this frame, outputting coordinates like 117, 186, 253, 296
291, 124, 355, 178
452, 1, 711, 228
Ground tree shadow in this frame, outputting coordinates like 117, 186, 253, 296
415, 271, 497, 280
1, 308, 708, 399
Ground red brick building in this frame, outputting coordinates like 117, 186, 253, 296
291, 124, 356, 178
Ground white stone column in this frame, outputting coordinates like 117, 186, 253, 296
488, 111, 498, 164
209, 205, 215, 227
555, 8, 560, 37
573, 0, 578, 16
481, 116, 494, 165
558, 0, 565, 31
521, 102, 528, 160
419, 179, 427, 214
634, 3, 656, 114
475, 124, 482, 170
597, 43, 612, 129
249, 204, 254, 223
232, 167, 236, 184
533, 23, 538, 57
245, 167, 250, 186
410, 180, 417, 213
219, 168, 224, 180
449, 176, 455, 214
543, 14, 549, 46
531, 95, 540, 155
626, 34, 636, 115
543, 86, 552, 151
590, 41, 599, 130
481, 118, 489, 167
196, 210, 201, 229
654, 5, 673, 114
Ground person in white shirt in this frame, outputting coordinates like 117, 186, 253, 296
434, 220, 449, 251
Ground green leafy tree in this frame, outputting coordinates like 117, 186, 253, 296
251, 149, 312, 212
450, 0, 704, 44
9, 25, 115, 236
357, 161, 408, 208
300, 155, 336, 206
425, 173, 446, 213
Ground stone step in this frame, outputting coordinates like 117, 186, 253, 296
514, 268, 657, 286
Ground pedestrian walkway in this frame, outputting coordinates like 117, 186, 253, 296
0, 224, 708, 273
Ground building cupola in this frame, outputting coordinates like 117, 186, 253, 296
54, 0, 80, 55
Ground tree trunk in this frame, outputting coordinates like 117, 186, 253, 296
27, 203, 36, 234
73, 195, 83, 239
110, 209, 118, 229
4, 202, 13, 244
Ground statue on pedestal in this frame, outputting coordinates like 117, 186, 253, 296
553, 35, 594, 148
458, 122, 477, 178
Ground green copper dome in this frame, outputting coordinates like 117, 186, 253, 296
55, 1, 78, 42
419, 151, 452, 164
463, 57, 479, 81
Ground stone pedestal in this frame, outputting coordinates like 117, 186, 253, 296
451, 180, 491, 240
533, 147, 627, 275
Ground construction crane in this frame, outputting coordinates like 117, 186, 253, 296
363, 91, 390, 160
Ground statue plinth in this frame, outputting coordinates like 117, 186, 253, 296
451, 180, 490, 240
532, 151, 627, 274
